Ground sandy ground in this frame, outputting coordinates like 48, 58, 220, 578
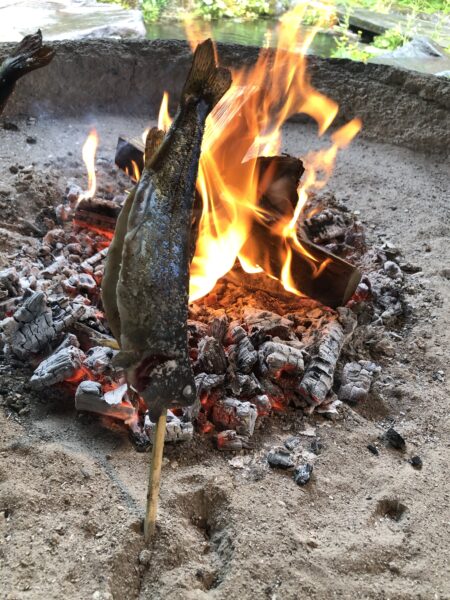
0, 118, 449, 599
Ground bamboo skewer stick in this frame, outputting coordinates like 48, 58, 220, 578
144, 410, 167, 542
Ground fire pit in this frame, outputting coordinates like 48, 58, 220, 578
1, 18, 449, 600
0, 26, 448, 457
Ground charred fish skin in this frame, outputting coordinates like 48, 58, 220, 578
0, 30, 54, 115
116, 39, 231, 420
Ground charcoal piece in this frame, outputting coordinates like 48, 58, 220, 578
384, 428, 406, 451
299, 309, 356, 406
216, 430, 252, 451
254, 394, 272, 416
285, 436, 301, 451
310, 439, 323, 455
267, 449, 294, 469
293, 463, 313, 486
228, 335, 258, 374
227, 325, 247, 344
198, 336, 227, 374
188, 320, 209, 346
83, 346, 116, 375
129, 429, 151, 453
244, 309, 295, 341
338, 360, 380, 404
367, 444, 379, 456
259, 376, 284, 405
258, 341, 304, 379
195, 372, 225, 395
211, 398, 257, 436
227, 373, 261, 398
1, 291, 85, 359
144, 410, 194, 444
30, 345, 85, 389
0, 267, 21, 298
80, 247, 108, 272
75, 381, 135, 421
207, 314, 229, 342
409, 455, 422, 469
64, 273, 97, 294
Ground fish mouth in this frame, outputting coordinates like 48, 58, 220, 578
134, 354, 196, 421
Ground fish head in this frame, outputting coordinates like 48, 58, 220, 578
117, 352, 196, 422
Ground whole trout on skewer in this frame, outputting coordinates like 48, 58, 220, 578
0, 30, 54, 115
102, 39, 232, 421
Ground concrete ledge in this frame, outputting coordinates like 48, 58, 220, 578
1, 39, 448, 154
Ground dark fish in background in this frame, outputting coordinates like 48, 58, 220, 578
102, 39, 232, 420
0, 30, 55, 115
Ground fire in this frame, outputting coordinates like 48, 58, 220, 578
80, 129, 98, 200
157, 92, 173, 132
182, 1, 361, 301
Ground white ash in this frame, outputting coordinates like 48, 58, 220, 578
30, 345, 85, 390
212, 398, 258, 436
144, 410, 194, 444
338, 360, 381, 404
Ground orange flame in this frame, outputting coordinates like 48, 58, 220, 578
158, 92, 173, 132
179, 2, 361, 302
81, 129, 98, 200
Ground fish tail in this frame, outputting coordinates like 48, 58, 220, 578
181, 38, 232, 109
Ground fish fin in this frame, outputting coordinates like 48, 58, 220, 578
182, 38, 232, 109
112, 350, 140, 370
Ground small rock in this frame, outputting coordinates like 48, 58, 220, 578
284, 435, 301, 451
440, 268, 450, 280
267, 449, 294, 470
3, 121, 19, 131
26, 136, 37, 144
293, 463, 313, 486
309, 439, 323, 455
383, 261, 402, 279
9, 165, 18, 174
408, 455, 423, 469
139, 549, 152, 566
384, 427, 406, 451
367, 444, 379, 456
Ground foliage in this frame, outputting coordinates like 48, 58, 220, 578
193, 0, 288, 20
340, 0, 449, 15
372, 26, 407, 49
142, 0, 168, 22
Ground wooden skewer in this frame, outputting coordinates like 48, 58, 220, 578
144, 410, 167, 542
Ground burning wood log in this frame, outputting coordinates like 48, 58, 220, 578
144, 410, 194, 444
211, 398, 257, 436
299, 309, 356, 405
73, 198, 121, 237
0, 30, 55, 115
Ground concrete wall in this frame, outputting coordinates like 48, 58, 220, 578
1, 39, 449, 154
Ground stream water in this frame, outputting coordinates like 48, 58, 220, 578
146, 18, 338, 56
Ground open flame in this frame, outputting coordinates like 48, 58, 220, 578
78, 2, 361, 304
158, 91, 173, 132
80, 129, 98, 200
183, 2, 361, 301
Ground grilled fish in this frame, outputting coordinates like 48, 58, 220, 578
102, 39, 231, 420
0, 30, 54, 115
